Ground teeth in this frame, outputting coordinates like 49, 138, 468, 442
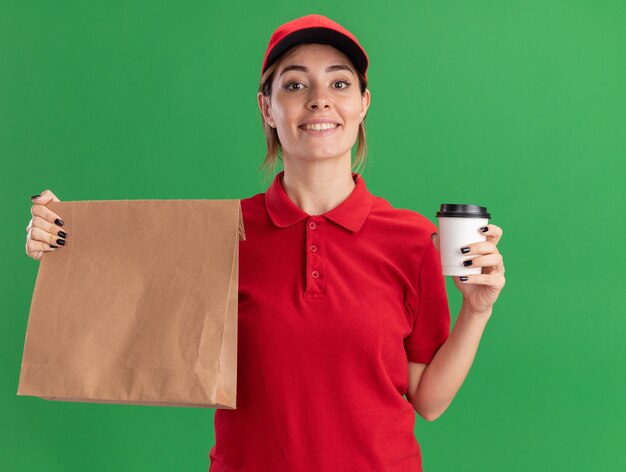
301, 123, 338, 131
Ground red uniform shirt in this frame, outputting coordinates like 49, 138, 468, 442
209, 170, 450, 471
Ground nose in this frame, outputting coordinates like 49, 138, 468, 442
306, 83, 331, 110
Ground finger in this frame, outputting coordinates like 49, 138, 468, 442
458, 273, 506, 288
30, 189, 61, 205
461, 253, 503, 270
431, 232, 440, 253
461, 240, 498, 255
26, 237, 58, 256
31, 202, 65, 227
26, 239, 56, 261
25, 239, 46, 261
479, 224, 502, 245
32, 215, 67, 240
24, 238, 43, 261
29, 226, 66, 248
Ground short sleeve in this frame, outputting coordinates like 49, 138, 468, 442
403, 236, 451, 364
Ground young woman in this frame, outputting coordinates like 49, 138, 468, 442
25, 14, 506, 472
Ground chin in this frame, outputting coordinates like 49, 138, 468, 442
300, 145, 352, 160
302, 152, 346, 161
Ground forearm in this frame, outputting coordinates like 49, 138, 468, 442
411, 304, 491, 421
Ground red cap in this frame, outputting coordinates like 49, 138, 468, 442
261, 14, 369, 80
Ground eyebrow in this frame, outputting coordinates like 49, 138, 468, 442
278, 64, 355, 78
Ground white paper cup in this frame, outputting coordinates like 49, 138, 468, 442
436, 204, 490, 276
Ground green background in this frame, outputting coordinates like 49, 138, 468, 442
2, 1, 624, 470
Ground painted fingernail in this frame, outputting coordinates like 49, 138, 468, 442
55, 218, 64, 227
30, 194, 41, 200
463, 260, 473, 267
58, 230, 67, 238
460, 276, 469, 281
56, 238, 65, 246
461, 247, 470, 254
49, 244, 59, 248
480, 226, 488, 232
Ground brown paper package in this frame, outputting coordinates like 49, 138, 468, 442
17, 199, 246, 409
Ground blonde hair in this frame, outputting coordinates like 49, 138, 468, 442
256, 45, 369, 182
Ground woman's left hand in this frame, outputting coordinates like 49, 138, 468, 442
432, 224, 506, 318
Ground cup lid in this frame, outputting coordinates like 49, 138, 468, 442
436, 203, 490, 219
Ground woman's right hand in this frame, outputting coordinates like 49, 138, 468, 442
25, 190, 66, 261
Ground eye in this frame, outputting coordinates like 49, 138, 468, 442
284, 80, 351, 91
334, 80, 351, 89
284, 81, 303, 91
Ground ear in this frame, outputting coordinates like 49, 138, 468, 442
359, 88, 371, 122
257, 92, 276, 128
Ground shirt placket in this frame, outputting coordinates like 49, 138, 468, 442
304, 216, 325, 299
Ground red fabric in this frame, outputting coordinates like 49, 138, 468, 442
261, 13, 369, 79
209, 171, 450, 471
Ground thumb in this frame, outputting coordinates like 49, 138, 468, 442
431, 232, 440, 253
31, 190, 61, 204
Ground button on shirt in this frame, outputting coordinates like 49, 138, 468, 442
209, 171, 451, 472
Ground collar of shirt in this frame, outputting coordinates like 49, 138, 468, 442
265, 170, 375, 233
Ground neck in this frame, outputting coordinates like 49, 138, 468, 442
281, 157, 356, 216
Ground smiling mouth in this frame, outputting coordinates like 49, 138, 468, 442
298, 124, 341, 134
